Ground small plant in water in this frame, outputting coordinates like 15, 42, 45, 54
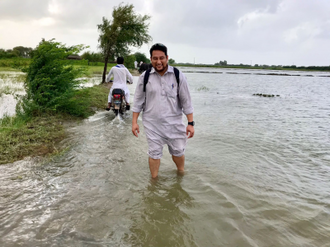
197, 85, 209, 91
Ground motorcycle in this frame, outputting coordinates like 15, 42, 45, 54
106, 88, 130, 116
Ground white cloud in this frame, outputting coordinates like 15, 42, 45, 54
284, 22, 322, 44
33, 17, 57, 27
48, 0, 60, 14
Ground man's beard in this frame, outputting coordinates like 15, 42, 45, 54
153, 64, 168, 74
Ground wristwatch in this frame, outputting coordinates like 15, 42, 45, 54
188, 121, 195, 126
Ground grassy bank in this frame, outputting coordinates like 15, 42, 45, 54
0, 84, 110, 165
74, 64, 116, 76
0, 67, 21, 72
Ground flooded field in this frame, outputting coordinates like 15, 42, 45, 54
1, 68, 330, 246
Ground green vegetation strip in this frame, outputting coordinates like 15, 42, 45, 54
0, 84, 109, 165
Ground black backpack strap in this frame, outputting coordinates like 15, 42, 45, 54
143, 68, 152, 92
173, 67, 180, 85
143, 67, 180, 92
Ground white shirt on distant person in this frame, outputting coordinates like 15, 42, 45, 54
106, 64, 133, 103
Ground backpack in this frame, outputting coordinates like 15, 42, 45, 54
143, 67, 180, 92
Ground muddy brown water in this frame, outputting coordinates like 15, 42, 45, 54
1, 68, 330, 246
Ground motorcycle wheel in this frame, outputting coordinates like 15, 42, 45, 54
113, 109, 119, 116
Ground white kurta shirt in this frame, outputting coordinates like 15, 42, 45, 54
106, 64, 133, 103
106, 64, 133, 91
132, 66, 194, 139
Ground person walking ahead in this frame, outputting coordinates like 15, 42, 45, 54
132, 43, 194, 178
106, 57, 133, 109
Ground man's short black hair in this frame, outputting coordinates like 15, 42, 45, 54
149, 43, 167, 57
117, 57, 124, 64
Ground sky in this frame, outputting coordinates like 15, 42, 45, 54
1, 0, 330, 66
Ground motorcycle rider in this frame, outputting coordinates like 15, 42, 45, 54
106, 57, 133, 109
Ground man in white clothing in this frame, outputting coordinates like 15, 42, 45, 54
106, 57, 133, 109
132, 43, 194, 178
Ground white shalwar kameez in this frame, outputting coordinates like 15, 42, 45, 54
132, 66, 194, 159
106, 64, 133, 103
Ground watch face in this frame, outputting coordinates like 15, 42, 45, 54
188, 121, 195, 126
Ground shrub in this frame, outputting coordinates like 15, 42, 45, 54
124, 54, 136, 69
19, 39, 88, 117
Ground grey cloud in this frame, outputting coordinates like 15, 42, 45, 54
146, 0, 330, 55
0, 0, 50, 20
1, 0, 330, 66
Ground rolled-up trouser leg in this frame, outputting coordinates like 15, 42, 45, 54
168, 137, 187, 157
147, 137, 164, 160
145, 127, 187, 159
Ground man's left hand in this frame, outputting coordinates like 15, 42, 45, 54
186, 126, 194, 139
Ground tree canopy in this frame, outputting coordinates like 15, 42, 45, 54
97, 3, 152, 83
0, 46, 33, 59
134, 52, 149, 64
20, 39, 88, 117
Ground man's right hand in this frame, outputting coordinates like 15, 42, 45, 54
132, 123, 140, 137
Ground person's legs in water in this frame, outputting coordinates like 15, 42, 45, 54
149, 157, 161, 178
146, 134, 164, 178
172, 155, 185, 173
168, 137, 187, 174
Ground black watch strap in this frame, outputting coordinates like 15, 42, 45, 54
188, 121, 195, 126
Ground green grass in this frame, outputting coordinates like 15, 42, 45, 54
0, 114, 67, 164
0, 73, 26, 96
73, 63, 116, 77
0, 58, 31, 68
0, 84, 109, 165
0, 85, 13, 96
0, 67, 21, 71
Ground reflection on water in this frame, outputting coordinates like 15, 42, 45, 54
125, 176, 196, 247
1, 69, 330, 246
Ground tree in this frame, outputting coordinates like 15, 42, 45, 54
97, 3, 152, 83
20, 39, 88, 117
134, 52, 149, 64
219, 60, 227, 66
124, 54, 136, 69
81, 51, 104, 63
13, 46, 33, 58
168, 58, 175, 65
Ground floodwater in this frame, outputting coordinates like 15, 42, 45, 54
0, 72, 25, 119
1, 68, 330, 246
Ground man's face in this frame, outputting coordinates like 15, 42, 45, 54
151, 50, 168, 75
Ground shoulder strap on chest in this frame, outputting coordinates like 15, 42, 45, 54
173, 67, 180, 85
143, 68, 151, 92
143, 67, 180, 93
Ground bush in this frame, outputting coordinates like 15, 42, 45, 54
0, 58, 31, 68
19, 39, 88, 117
124, 54, 136, 69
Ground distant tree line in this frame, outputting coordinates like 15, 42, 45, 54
0, 45, 152, 70
0, 46, 151, 70
214, 60, 330, 71
214, 60, 227, 66
0, 46, 33, 59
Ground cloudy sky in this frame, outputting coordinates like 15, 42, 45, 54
1, 0, 329, 66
